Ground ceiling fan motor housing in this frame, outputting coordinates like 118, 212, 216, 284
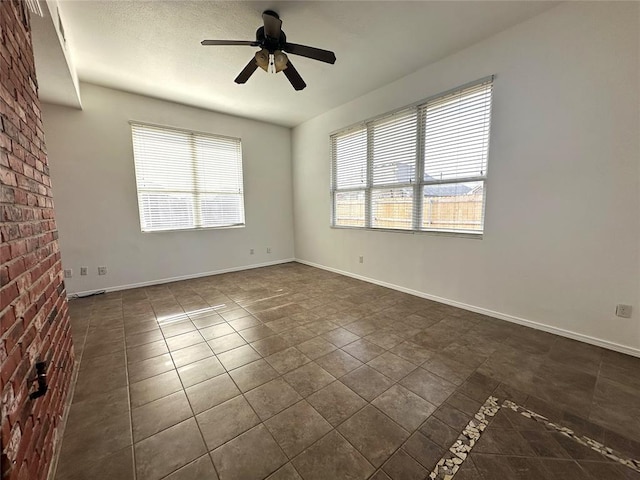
255, 26, 287, 53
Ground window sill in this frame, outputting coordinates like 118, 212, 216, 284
141, 224, 246, 233
329, 225, 483, 239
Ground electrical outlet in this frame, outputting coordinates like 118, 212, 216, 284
359, 256, 364, 264
80, 266, 88, 276
266, 247, 271, 254
250, 249, 254, 255
63, 269, 72, 278
616, 304, 632, 318
98, 266, 107, 276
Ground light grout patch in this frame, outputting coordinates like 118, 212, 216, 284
428, 395, 500, 479
502, 400, 640, 474
427, 396, 640, 479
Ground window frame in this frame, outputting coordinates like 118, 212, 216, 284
130, 121, 246, 233
330, 76, 493, 238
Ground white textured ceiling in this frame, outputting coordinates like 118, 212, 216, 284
50, 0, 557, 126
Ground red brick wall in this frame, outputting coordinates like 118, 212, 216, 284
0, 2, 74, 479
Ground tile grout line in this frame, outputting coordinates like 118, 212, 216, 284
120, 299, 138, 480
503, 399, 640, 474
150, 294, 225, 480
428, 395, 501, 479
206, 326, 291, 479
589, 355, 605, 427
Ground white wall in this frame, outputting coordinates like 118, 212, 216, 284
292, 2, 640, 354
43, 83, 294, 294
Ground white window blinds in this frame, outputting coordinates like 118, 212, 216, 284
331, 77, 493, 234
131, 123, 245, 232
332, 127, 367, 227
371, 110, 417, 186
334, 127, 367, 189
422, 81, 492, 182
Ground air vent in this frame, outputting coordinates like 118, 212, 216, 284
24, 0, 43, 17
57, 8, 66, 44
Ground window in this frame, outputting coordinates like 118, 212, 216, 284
131, 123, 245, 232
331, 77, 493, 234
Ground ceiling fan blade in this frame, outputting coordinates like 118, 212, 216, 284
283, 60, 306, 91
201, 40, 260, 46
234, 58, 259, 84
284, 43, 336, 64
262, 11, 282, 38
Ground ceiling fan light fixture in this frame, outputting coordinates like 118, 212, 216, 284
255, 48, 269, 71
274, 51, 288, 73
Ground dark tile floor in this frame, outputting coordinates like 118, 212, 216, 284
53, 262, 640, 480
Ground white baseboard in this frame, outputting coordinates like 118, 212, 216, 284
294, 258, 640, 358
68, 258, 296, 297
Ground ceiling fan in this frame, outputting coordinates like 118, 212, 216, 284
201, 10, 336, 91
